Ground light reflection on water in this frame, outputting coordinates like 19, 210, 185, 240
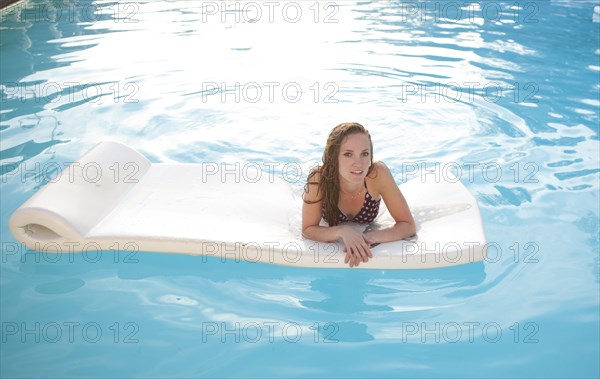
1, 0, 598, 377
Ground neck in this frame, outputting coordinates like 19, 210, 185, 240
339, 181, 364, 194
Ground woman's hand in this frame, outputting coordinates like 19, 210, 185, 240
338, 225, 374, 267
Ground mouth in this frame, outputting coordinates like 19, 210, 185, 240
350, 170, 364, 175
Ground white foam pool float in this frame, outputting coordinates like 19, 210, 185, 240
9, 141, 487, 269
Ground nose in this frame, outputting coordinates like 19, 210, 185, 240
353, 155, 364, 166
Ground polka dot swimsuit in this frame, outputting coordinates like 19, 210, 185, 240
323, 188, 381, 224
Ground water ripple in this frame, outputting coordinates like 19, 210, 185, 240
1, 0, 599, 377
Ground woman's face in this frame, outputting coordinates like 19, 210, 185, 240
338, 133, 372, 186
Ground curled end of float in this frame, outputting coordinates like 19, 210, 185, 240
9, 207, 84, 250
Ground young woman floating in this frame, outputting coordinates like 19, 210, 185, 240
302, 122, 416, 267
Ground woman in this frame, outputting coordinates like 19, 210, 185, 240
302, 122, 416, 267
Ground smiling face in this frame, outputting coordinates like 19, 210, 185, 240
338, 132, 372, 187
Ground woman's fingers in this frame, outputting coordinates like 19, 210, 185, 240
363, 237, 375, 258
345, 251, 358, 267
348, 241, 371, 265
347, 251, 357, 267
339, 227, 377, 267
354, 242, 371, 262
342, 235, 376, 267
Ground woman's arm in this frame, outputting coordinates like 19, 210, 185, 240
364, 162, 416, 244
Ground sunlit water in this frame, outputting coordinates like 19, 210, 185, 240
1, 1, 599, 377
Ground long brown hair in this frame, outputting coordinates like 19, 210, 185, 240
304, 122, 374, 226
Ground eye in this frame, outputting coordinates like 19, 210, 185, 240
343, 152, 352, 157
362, 151, 370, 157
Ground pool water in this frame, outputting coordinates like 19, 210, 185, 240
1, 0, 599, 377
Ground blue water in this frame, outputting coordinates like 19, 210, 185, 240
1, 0, 599, 377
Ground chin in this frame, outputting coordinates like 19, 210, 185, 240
347, 173, 365, 182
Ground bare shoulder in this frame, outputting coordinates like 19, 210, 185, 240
372, 161, 392, 175
368, 161, 394, 182
366, 161, 396, 197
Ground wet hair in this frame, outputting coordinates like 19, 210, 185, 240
304, 122, 374, 226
